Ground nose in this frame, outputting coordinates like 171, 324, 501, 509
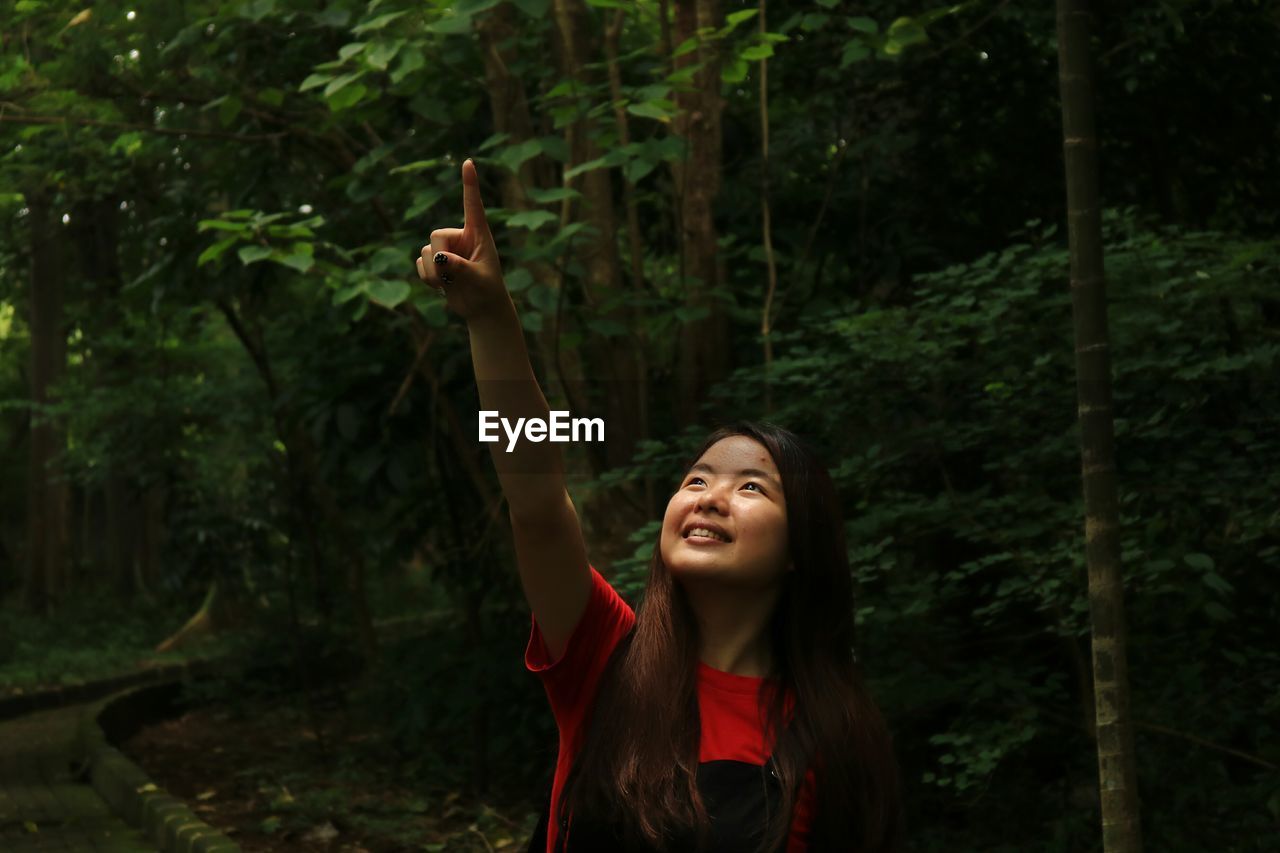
695, 481, 730, 515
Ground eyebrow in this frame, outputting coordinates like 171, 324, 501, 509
687, 462, 781, 490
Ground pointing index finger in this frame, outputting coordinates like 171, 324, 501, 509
462, 158, 488, 234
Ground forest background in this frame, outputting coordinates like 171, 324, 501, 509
0, 0, 1277, 851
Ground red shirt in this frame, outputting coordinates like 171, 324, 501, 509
525, 564, 817, 852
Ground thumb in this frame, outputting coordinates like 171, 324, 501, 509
433, 248, 474, 276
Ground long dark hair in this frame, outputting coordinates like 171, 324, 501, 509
558, 421, 904, 852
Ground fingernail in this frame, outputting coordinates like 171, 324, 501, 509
434, 253, 447, 265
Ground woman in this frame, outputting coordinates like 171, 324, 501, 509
417, 159, 903, 853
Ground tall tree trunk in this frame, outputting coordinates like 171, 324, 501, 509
756, 0, 778, 415
24, 186, 70, 614
70, 194, 138, 596
545, 0, 653, 564
549, 0, 646, 469
473, 3, 593, 483
671, 0, 730, 426
103, 478, 134, 595
603, 6, 657, 517
138, 480, 165, 601
1055, 2, 1144, 851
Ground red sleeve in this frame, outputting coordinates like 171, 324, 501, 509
524, 564, 636, 739
786, 766, 818, 852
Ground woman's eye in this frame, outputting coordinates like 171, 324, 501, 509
743, 482, 763, 492
687, 476, 705, 486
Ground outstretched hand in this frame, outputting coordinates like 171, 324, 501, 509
416, 158, 508, 321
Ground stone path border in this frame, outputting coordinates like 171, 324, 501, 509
75, 680, 240, 853
0, 702, 155, 851
1, 618, 445, 851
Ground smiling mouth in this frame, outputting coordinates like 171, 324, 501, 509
683, 528, 731, 543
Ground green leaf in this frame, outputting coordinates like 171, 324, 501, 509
741, 44, 774, 61
365, 40, 403, 71
884, 17, 928, 55
275, 252, 314, 273
589, 318, 628, 338
238, 245, 274, 265
429, 9, 474, 35
523, 186, 581, 204
1203, 601, 1233, 622
624, 156, 657, 185
218, 94, 243, 127
327, 82, 367, 111
402, 187, 445, 222
338, 42, 367, 61
1203, 572, 1234, 595
848, 16, 879, 34
299, 73, 333, 93
721, 56, 748, 84
1183, 553, 1214, 571
418, 297, 449, 328
352, 10, 409, 35
799, 13, 829, 32
323, 71, 365, 97
365, 279, 410, 308
368, 247, 410, 274
390, 49, 424, 84
333, 284, 364, 305
109, 131, 144, 158
197, 237, 238, 267
840, 43, 871, 67
507, 210, 559, 230
565, 151, 625, 180
494, 138, 546, 174
243, 0, 277, 22
520, 308, 543, 333
626, 100, 676, 122
257, 87, 285, 107
672, 36, 701, 59
504, 267, 534, 293
389, 158, 446, 176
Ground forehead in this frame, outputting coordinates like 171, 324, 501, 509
695, 435, 779, 475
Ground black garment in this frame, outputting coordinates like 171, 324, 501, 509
527, 736, 797, 852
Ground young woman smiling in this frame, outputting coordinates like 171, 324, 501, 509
417, 159, 903, 853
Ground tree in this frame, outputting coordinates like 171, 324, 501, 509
1055, 1, 1144, 850
23, 185, 69, 614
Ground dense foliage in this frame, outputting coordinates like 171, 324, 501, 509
2, 0, 1276, 850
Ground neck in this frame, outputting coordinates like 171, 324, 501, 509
680, 575, 781, 678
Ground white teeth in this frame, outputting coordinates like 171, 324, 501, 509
687, 527, 728, 542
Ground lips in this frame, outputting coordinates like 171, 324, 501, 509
681, 519, 732, 542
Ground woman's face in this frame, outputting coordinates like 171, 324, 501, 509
660, 435, 792, 587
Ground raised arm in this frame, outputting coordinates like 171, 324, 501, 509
416, 158, 589, 661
